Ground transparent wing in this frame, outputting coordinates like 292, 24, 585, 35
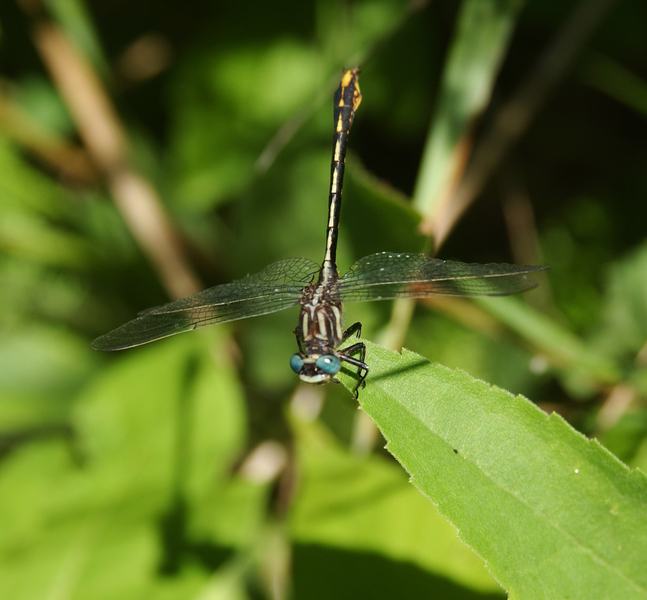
336, 252, 548, 302
91, 257, 320, 350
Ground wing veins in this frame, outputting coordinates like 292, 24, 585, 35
337, 253, 548, 301
92, 258, 319, 350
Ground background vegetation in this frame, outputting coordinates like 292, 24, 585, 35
1, 0, 646, 598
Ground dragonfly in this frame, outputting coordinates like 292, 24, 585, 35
92, 68, 548, 396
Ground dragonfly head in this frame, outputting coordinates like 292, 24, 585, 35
290, 353, 341, 384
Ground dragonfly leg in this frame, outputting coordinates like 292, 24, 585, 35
339, 342, 368, 398
341, 321, 362, 342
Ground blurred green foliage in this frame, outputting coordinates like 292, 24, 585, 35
1, 0, 647, 598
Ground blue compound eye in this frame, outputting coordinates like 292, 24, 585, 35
315, 355, 341, 375
290, 354, 304, 374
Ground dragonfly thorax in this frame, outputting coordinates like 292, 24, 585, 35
298, 281, 343, 344
291, 281, 345, 384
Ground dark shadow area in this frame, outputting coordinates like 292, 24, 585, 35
364, 355, 431, 386
157, 495, 189, 575
292, 544, 505, 600
157, 493, 233, 575
0, 423, 81, 465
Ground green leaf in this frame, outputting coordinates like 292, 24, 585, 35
0, 334, 263, 600
591, 242, 647, 362
0, 325, 98, 399
578, 52, 647, 117
413, 0, 525, 216
0, 136, 70, 218
73, 333, 247, 512
345, 157, 426, 259
405, 308, 538, 396
169, 40, 325, 210
289, 416, 501, 593
340, 341, 647, 599
475, 295, 621, 388
0, 512, 164, 600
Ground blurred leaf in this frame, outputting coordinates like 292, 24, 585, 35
0, 325, 97, 398
591, 242, 647, 363
540, 197, 614, 331
186, 559, 252, 600
350, 0, 413, 52
316, 0, 415, 68
0, 136, 71, 217
340, 341, 647, 599
405, 309, 539, 396
0, 395, 70, 431
630, 367, 647, 398
0, 211, 93, 267
0, 258, 100, 333
9, 75, 74, 136
413, 0, 525, 216
599, 409, 647, 464
475, 295, 620, 391
0, 512, 163, 600
0, 334, 263, 599
0, 136, 99, 268
169, 40, 326, 210
344, 157, 425, 259
187, 476, 269, 552
73, 334, 246, 511
168, 0, 416, 212
232, 149, 332, 271
290, 416, 502, 593
632, 437, 647, 473
212, 41, 326, 125
578, 51, 647, 117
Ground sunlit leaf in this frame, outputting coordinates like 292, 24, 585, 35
290, 416, 501, 593
340, 341, 647, 599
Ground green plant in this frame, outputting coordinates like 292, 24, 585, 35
1, 0, 647, 598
